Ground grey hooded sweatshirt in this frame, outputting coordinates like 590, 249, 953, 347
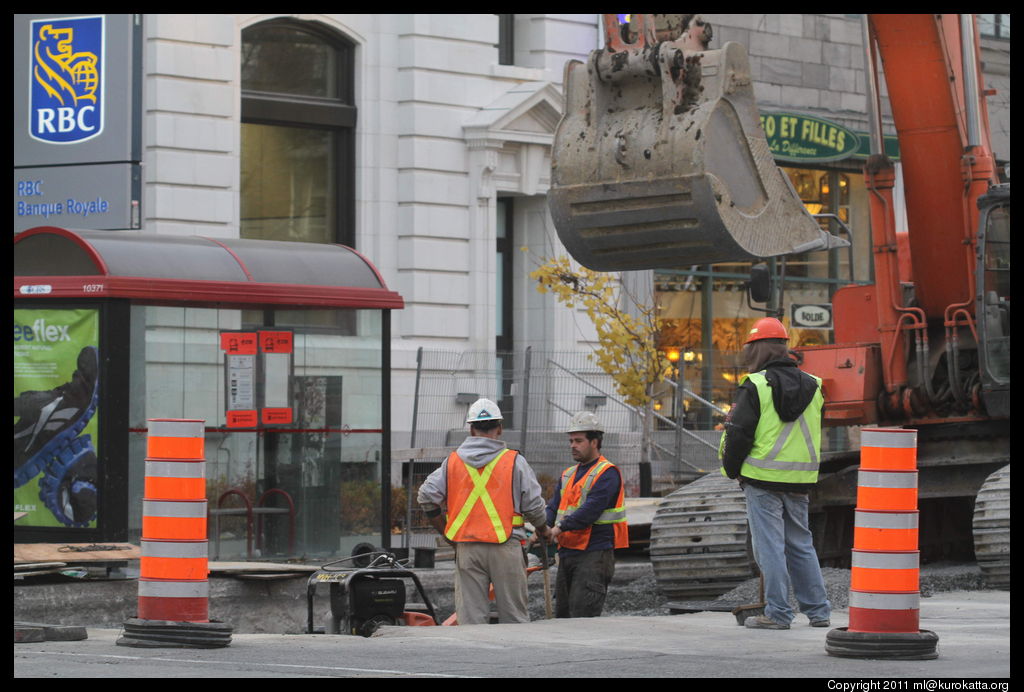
417, 435, 548, 541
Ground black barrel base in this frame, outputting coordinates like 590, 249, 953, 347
826, 627, 939, 660
116, 618, 233, 649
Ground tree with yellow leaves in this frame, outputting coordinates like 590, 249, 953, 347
529, 255, 671, 409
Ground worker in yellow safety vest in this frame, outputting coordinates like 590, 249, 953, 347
418, 398, 551, 624
545, 411, 628, 618
719, 317, 831, 630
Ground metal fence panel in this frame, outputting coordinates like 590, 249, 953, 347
406, 349, 720, 496
397, 347, 853, 540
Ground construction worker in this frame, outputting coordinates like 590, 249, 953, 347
418, 398, 551, 624
545, 411, 628, 618
719, 317, 832, 630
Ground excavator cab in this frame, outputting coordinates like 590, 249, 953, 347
975, 183, 1010, 418
549, 14, 845, 271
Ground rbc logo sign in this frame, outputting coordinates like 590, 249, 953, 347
30, 16, 104, 144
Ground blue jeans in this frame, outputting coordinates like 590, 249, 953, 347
742, 482, 831, 625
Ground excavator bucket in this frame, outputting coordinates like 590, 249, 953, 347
549, 15, 844, 271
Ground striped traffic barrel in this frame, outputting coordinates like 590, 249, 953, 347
138, 419, 210, 623
826, 428, 938, 660
849, 428, 920, 633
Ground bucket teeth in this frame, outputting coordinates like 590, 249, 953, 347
550, 38, 845, 271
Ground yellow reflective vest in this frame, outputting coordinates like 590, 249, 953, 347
720, 370, 823, 485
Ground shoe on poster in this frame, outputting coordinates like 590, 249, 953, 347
39, 434, 99, 528
14, 346, 100, 489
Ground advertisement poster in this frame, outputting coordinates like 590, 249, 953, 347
14, 308, 100, 528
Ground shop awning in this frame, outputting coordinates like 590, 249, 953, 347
13, 226, 404, 310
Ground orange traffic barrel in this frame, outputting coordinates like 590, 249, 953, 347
120, 420, 231, 648
826, 427, 937, 660
135, 419, 212, 625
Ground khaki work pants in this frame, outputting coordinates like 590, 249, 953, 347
454, 539, 528, 624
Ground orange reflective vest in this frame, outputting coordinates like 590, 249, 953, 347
555, 457, 629, 550
444, 448, 523, 543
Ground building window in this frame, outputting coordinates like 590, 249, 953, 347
240, 19, 357, 332
240, 19, 356, 247
777, 167, 854, 281
496, 198, 515, 423
496, 198, 514, 353
497, 14, 515, 65
978, 14, 1010, 39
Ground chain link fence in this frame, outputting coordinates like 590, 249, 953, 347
394, 346, 856, 548
400, 348, 724, 499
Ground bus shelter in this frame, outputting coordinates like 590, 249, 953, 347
14, 226, 404, 560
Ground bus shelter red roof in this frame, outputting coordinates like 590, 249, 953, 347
14, 226, 404, 310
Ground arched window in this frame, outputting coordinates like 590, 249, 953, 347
240, 19, 356, 246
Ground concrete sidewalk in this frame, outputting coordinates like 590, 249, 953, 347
14, 591, 1010, 679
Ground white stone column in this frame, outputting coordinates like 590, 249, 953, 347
466, 139, 502, 354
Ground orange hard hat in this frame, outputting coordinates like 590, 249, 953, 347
744, 317, 789, 344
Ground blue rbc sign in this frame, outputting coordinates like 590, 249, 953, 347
29, 15, 105, 144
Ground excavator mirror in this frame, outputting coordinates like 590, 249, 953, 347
549, 14, 848, 272
747, 263, 772, 304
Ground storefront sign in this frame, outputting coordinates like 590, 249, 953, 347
792, 303, 834, 329
760, 111, 860, 163
14, 163, 141, 232
28, 16, 105, 144
15, 14, 140, 165
14, 14, 142, 231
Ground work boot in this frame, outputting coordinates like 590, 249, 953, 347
810, 618, 831, 628
744, 615, 790, 630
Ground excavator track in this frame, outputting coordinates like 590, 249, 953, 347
649, 473, 755, 600
972, 464, 1010, 590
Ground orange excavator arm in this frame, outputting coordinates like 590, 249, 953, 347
867, 13, 998, 321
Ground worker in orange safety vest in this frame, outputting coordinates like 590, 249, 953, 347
545, 411, 628, 618
418, 398, 551, 624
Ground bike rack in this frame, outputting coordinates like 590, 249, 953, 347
209, 488, 295, 560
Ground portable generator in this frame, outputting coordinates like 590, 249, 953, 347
306, 552, 439, 636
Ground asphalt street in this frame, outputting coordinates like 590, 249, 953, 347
14, 591, 1009, 679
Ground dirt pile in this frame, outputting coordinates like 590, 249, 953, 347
526, 559, 989, 619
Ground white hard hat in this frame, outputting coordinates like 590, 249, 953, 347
566, 410, 603, 434
466, 398, 503, 424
